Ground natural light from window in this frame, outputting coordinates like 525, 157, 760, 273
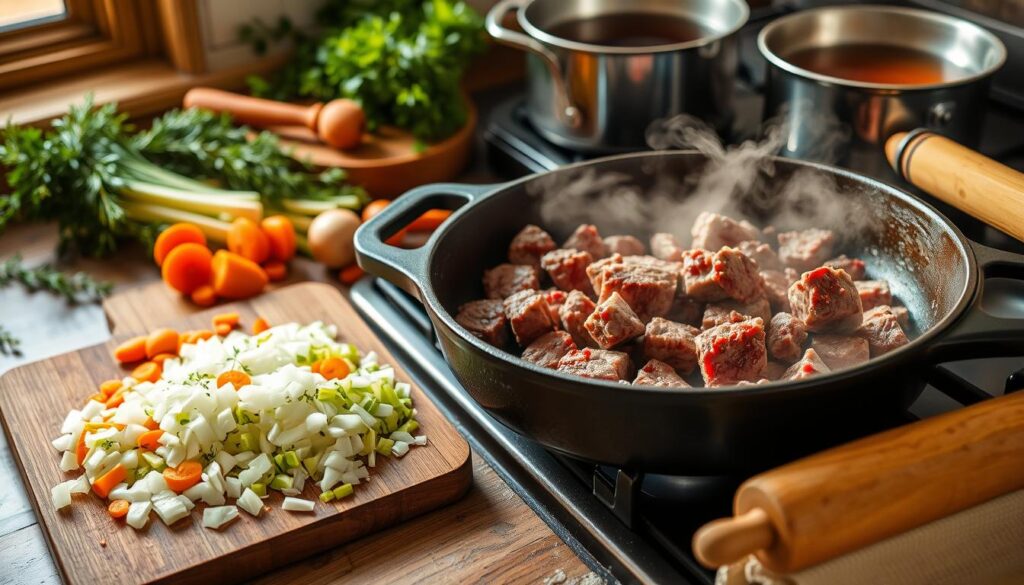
0, 0, 66, 31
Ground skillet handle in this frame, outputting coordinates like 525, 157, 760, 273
354, 183, 492, 300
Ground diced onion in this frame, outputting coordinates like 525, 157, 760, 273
282, 497, 315, 512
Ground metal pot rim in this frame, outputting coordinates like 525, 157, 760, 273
757, 5, 1007, 92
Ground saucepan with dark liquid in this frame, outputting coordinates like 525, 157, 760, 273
760, 5, 1006, 178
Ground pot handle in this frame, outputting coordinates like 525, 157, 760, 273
354, 183, 493, 299
485, 0, 581, 129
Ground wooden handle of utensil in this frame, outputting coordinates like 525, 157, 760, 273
693, 390, 1024, 573
886, 130, 1024, 242
183, 87, 322, 131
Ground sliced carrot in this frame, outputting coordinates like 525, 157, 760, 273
261, 215, 297, 262
214, 323, 232, 337
75, 432, 88, 465
145, 328, 179, 359
406, 209, 452, 232
252, 317, 270, 335
263, 260, 287, 282
227, 217, 271, 264
211, 250, 268, 300
85, 392, 106, 405
216, 370, 251, 390
310, 359, 322, 374
143, 416, 160, 431
131, 361, 161, 383
190, 284, 217, 307
99, 379, 122, 398
104, 389, 126, 409
361, 199, 391, 223
153, 223, 206, 267
338, 264, 365, 285
150, 352, 176, 366
212, 312, 240, 327
137, 429, 164, 451
163, 460, 202, 493
113, 336, 147, 363
93, 464, 127, 499
162, 242, 213, 295
108, 499, 130, 519
194, 329, 214, 341
319, 357, 350, 380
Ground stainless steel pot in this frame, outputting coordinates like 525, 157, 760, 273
485, 0, 748, 152
759, 5, 1006, 178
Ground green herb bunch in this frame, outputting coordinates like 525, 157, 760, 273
0, 255, 112, 302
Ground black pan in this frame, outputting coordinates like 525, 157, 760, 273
354, 152, 1024, 475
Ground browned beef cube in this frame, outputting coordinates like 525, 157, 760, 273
788, 267, 863, 332
691, 212, 761, 251
765, 361, 788, 380
563, 224, 607, 259
556, 348, 630, 381
484, 263, 540, 300
825, 255, 866, 281
812, 334, 870, 371
587, 254, 680, 296
598, 263, 677, 322
508, 224, 556, 268
586, 254, 622, 293
584, 292, 645, 349
667, 296, 704, 327
767, 312, 808, 363
682, 247, 763, 303
522, 330, 577, 369
633, 359, 690, 388
651, 233, 684, 261
737, 240, 781, 271
503, 289, 555, 346
781, 348, 831, 380
604, 235, 645, 256
455, 300, 508, 346
890, 305, 910, 328
695, 317, 767, 387
760, 268, 799, 313
702, 297, 772, 330
543, 288, 567, 326
778, 228, 836, 272
559, 290, 598, 348
642, 317, 700, 374
541, 248, 595, 295
857, 305, 910, 356
855, 280, 893, 311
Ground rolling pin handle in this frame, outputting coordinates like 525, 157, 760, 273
692, 507, 775, 569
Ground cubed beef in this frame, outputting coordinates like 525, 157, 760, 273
543, 288, 568, 326
604, 235, 645, 256
760, 268, 798, 313
455, 300, 508, 347
503, 289, 555, 346
563, 224, 607, 259
598, 263, 678, 322
812, 334, 870, 371
556, 348, 630, 381
781, 348, 831, 380
788, 267, 863, 332
767, 312, 808, 363
696, 317, 767, 387
682, 247, 763, 303
585, 292, 645, 349
890, 305, 910, 328
825, 255, 866, 281
559, 290, 598, 348
778, 228, 836, 272
667, 295, 704, 327
855, 280, 893, 311
522, 330, 577, 369
484, 264, 540, 300
508, 224, 556, 268
691, 212, 761, 251
587, 254, 680, 295
633, 359, 690, 388
857, 305, 910, 356
642, 317, 700, 374
765, 361, 788, 381
702, 297, 772, 330
651, 233, 684, 261
541, 248, 595, 295
737, 240, 781, 271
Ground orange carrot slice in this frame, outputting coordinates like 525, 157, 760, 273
252, 317, 270, 335
216, 370, 251, 390
190, 285, 217, 307
142, 417, 160, 431
212, 312, 239, 327
145, 328, 179, 359
162, 243, 213, 295
153, 223, 206, 267
104, 389, 126, 409
99, 380, 122, 398
131, 361, 161, 383
211, 250, 268, 299
261, 215, 297, 262
227, 217, 271, 264
93, 464, 127, 499
137, 429, 164, 451
262, 261, 287, 282
108, 499, 130, 519
113, 336, 147, 363
319, 357, 350, 380
338, 264, 364, 285
163, 460, 202, 493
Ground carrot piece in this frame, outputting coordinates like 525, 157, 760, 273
338, 264, 365, 285
104, 389, 126, 409
137, 429, 164, 451
211, 250, 268, 299
113, 336, 147, 363
361, 199, 391, 223
252, 317, 270, 335
131, 361, 161, 383
406, 209, 452, 232
161, 242, 213, 295
263, 261, 287, 282
194, 329, 214, 341
260, 215, 297, 262
310, 359, 322, 374
319, 357, 350, 380
214, 323, 232, 336
92, 464, 127, 499
212, 312, 240, 327
108, 499, 131, 519
75, 432, 89, 465
227, 217, 271, 264
143, 416, 160, 431
150, 352, 176, 366
99, 380, 122, 398
153, 223, 206, 267
190, 284, 217, 307
145, 328, 179, 359
85, 392, 106, 405
163, 460, 202, 493
216, 370, 251, 390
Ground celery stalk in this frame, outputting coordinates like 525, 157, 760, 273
121, 202, 231, 242
121, 181, 263, 222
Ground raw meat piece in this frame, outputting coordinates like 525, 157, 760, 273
781, 348, 831, 380
890, 305, 910, 328
642, 317, 700, 374
509, 224, 556, 268
556, 348, 630, 381
767, 312, 808, 363
760, 268, 798, 313
587, 254, 681, 294
787, 267, 863, 332
702, 297, 772, 330
563, 224, 607, 259
825, 255, 866, 281
543, 288, 568, 326
855, 280, 893, 311
522, 330, 577, 369
857, 305, 910, 356
559, 290, 598, 348
651, 233, 684, 261
541, 248, 595, 295
696, 317, 767, 387
633, 359, 690, 388
597, 262, 678, 322
604, 235, 645, 256
503, 289, 555, 346
691, 212, 761, 251
737, 240, 781, 271
484, 263, 540, 300
455, 300, 508, 346
778, 228, 836, 272
812, 334, 870, 371
584, 292, 645, 349
586, 254, 623, 293
682, 247, 763, 303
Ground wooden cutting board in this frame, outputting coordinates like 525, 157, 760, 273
0, 282, 472, 585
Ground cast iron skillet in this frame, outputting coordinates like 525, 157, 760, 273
354, 152, 1024, 475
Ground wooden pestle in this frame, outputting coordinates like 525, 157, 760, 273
692, 389, 1024, 574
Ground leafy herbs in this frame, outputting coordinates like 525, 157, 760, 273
0, 255, 112, 302
0, 325, 20, 356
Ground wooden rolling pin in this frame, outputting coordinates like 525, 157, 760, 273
183, 87, 365, 150
885, 130, 1024, 242
692, 389, 1024, 574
